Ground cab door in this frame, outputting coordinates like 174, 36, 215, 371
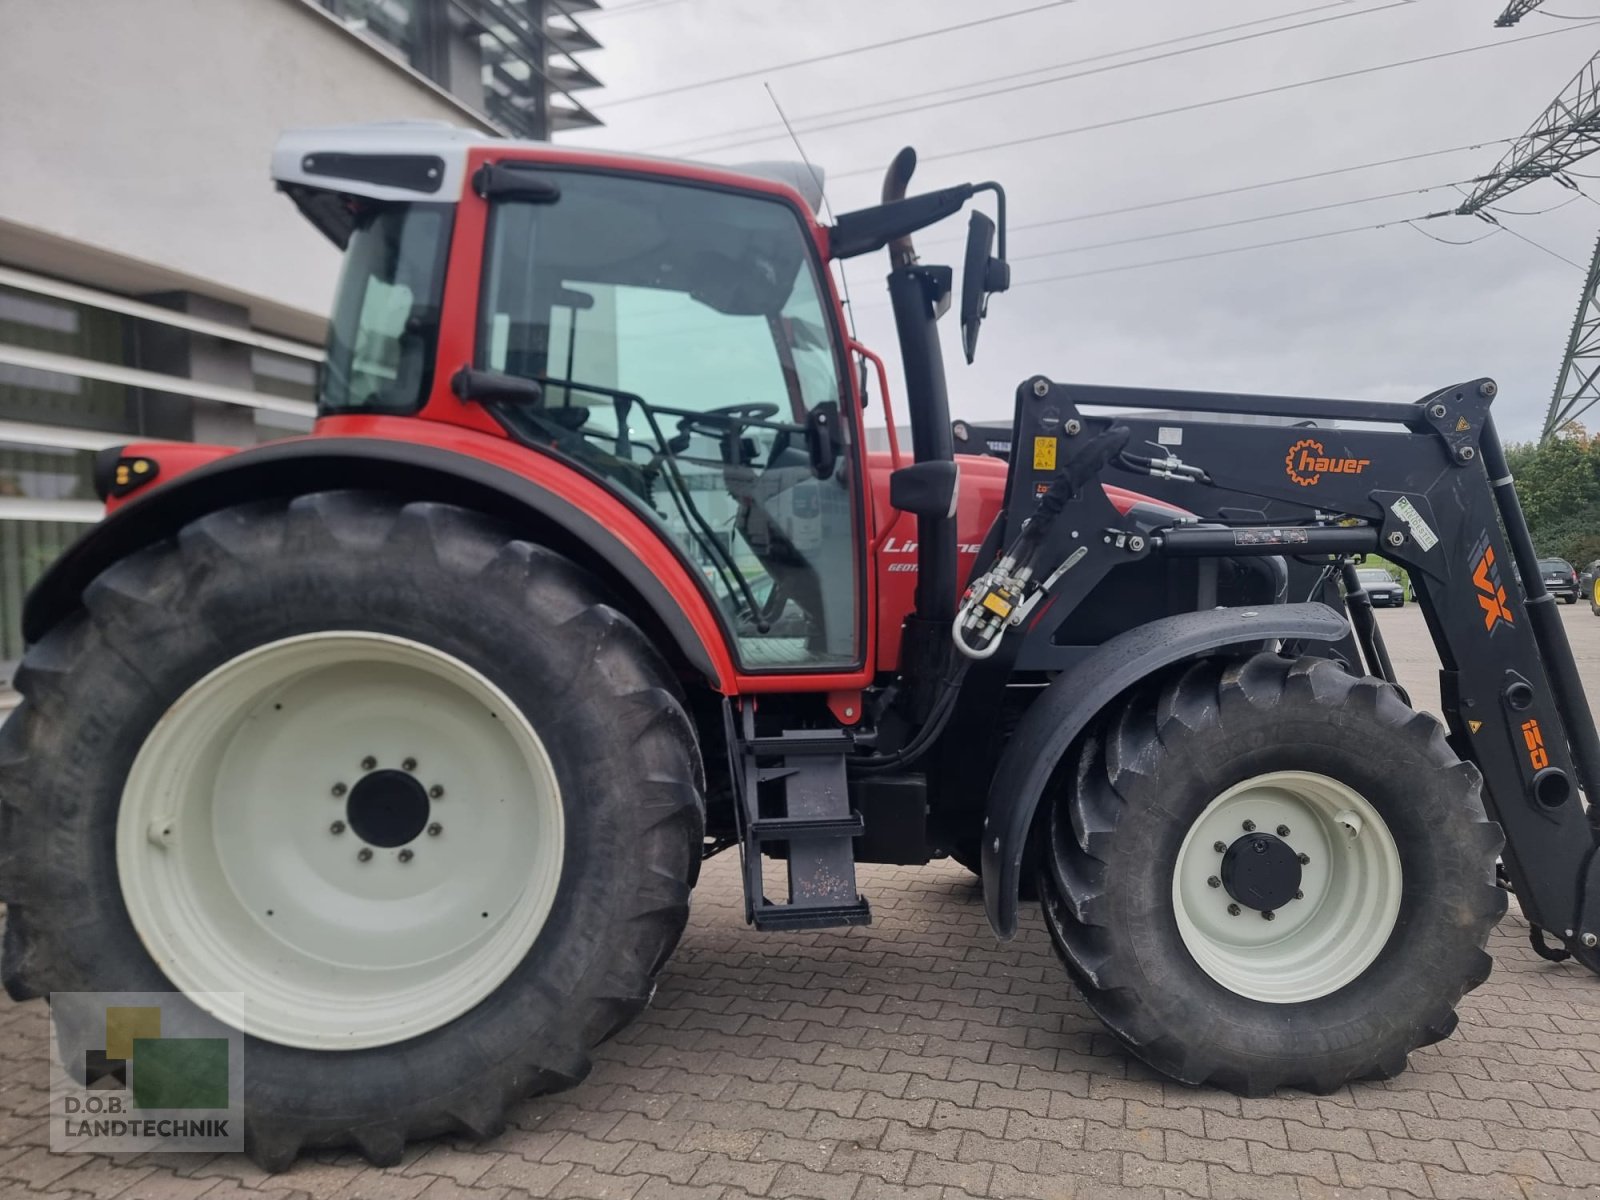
474, 166, 865, 674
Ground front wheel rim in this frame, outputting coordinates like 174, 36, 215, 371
117, 631, 565, 1050
1171, 770, 1402, 1004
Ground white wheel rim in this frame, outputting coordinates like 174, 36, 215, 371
117, 632, 564, 1050
1171, 770, 1401, 1004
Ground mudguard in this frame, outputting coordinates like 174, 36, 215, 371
981, 602, 1353, 938
23, 436, 731, 688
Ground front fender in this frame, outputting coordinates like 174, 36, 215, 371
981, 602, 1352, 938
24, 434, 737, 691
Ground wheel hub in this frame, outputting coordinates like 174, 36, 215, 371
1220, 832, 1302, 912
346, 768, 430, 848
1171, 770, 1403, 1003
116, 631, 565, 1050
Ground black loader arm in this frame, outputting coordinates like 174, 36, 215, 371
975, 373, 1600, 970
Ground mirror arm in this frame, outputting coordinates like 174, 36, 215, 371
971, 181, 1008, 265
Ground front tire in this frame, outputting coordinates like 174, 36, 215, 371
0, 493, 704, 1168
1038, 654, 1504, 1095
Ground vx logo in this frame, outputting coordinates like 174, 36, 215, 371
1469, 533, 1514, 634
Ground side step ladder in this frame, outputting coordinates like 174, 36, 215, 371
729, 705, 871, 931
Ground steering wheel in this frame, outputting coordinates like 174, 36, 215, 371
675, 402, 780, 440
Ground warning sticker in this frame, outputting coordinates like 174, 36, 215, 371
1390, 497, 1439, 552
1233, 528, 1310, 547
1157, 426, 1183, 446
1032, 436, 1057, 471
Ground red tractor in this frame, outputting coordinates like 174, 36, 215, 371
6, 122, 1597, 1169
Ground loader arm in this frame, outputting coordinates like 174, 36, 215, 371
978, 373, 1600, 969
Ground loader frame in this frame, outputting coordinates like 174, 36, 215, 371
968, 372, 1600, 968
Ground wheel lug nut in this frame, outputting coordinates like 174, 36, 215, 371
1213, 841, 1227, 853
330, 821, 346, 835
331, 783, 347, 797
1262, 909, 1276, 921
361, 756, 377, 771
428, 823, 442, 837
1297, 852, 1310, 865
1294, 890, 1304, 900
358, 848, 373, 863
402, 757, 417, 772
1276, 825, 1290, 837
429, 785, 444, 799
1242, 820, 1256, 832
1207, 876, 1221, 888
1227, 903, 1241, 916
398, 849, 414, 863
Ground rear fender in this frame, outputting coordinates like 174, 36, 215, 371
25, 436, 736, 690
981, 602, 1353, 938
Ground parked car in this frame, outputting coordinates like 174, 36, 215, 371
1354, 567, 1405, 607
1581, 559, 1600, 612
1538, 557, 1578, 604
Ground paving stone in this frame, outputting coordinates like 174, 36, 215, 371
9, 666, 1600, 1200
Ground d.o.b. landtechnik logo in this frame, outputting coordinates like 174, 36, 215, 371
50, 991, 243, 1153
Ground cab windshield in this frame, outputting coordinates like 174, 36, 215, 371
476, 168, 859, 671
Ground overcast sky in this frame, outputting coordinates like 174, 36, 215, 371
559, 0, 1600, 443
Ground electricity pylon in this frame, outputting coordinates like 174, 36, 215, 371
1456, 48, 1600, 215
1544, 235, 1600, 438
1495, 1, 1550, 27
1451, 44, 1600, 441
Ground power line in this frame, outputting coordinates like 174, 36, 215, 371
1007, 183, 1461, 263
1405, 220, 1502, 245
915, 139, 1508, 250
1008, 216, 1425, 289
830, 22, 1598, 181
1488, 193, 1583, 214
1497, 221, 1588, 269
652, 0, 1368, 156
601, 0, 1075, 107
586, 0, 689, 18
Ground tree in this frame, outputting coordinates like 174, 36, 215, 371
1503, 426, 1600, 563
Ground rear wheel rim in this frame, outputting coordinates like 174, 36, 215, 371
1171, 770, 1401, 1004
117, 631, 564, 1050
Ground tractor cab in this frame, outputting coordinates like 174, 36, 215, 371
277, 123, 868, 674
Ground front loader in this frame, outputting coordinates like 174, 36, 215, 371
0, 121, 1594, 1167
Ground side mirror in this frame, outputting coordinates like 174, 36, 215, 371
960, 211, 1010, 364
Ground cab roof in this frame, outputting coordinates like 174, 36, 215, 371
271, 121, 826, 246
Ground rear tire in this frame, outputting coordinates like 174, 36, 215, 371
0, 493, 704, 1168
1037, 654, 1504, 1095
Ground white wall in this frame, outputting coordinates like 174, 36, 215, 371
0, 0, 496, 336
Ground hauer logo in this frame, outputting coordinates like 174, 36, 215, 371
1285, 438, 1371, 487
1470, 532, 1514, 634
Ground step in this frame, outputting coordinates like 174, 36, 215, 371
751, 898, 872, 932
749, 813, 864, 842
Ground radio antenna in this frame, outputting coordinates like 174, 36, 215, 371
765, 83, 858, 338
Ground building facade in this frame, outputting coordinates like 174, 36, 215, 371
0, 0, 602, 666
